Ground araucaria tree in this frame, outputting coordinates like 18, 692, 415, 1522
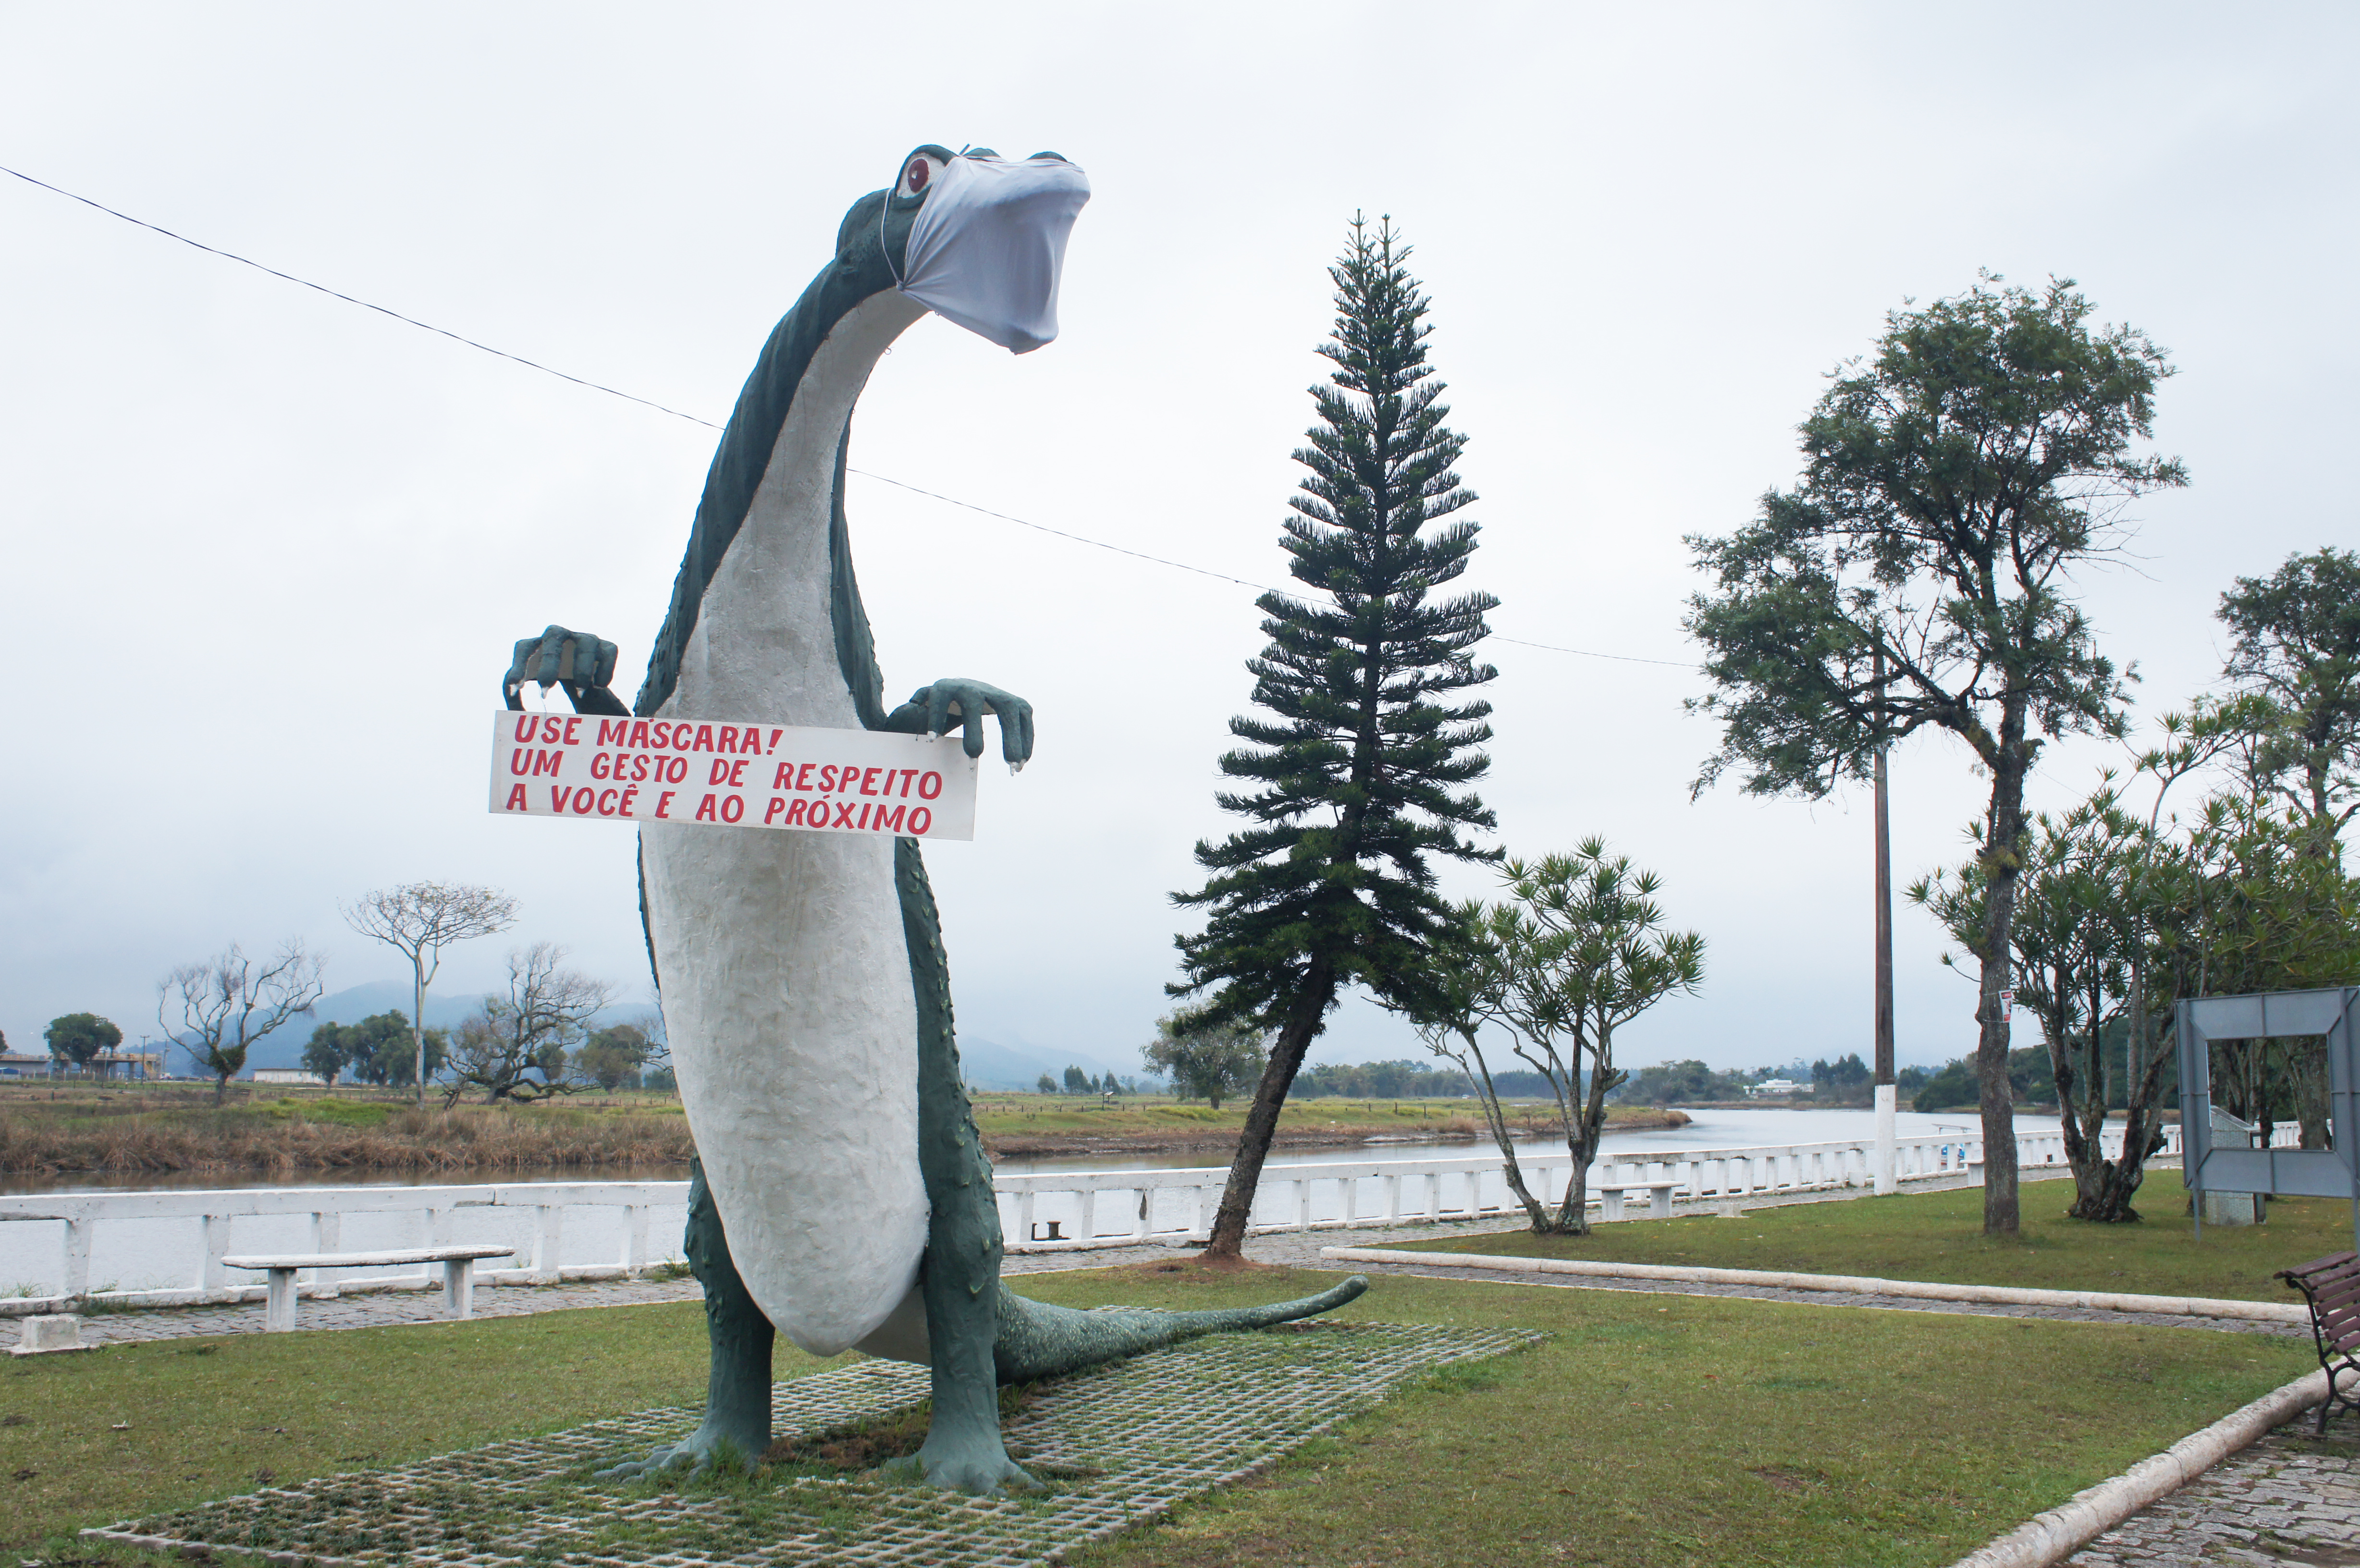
1684, 276, 2184, 1235
1171, 216, 1499, 1261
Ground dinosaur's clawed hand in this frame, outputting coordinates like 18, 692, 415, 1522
502, 625, 619, 710
887, 679, 1035, 770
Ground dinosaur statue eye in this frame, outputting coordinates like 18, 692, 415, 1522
905, 159, 931, 195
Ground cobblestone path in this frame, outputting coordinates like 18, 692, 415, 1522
2065, 1411, 2360, 1566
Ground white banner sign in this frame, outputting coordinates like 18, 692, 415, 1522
490, 711, 980, 841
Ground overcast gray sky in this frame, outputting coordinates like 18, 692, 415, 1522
3, 3, 2352, 1078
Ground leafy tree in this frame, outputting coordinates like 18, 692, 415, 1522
2217, 547, 2360, 858
306, 1010, 435, 1088
1414, 844, 1705, 1234
1684, 276, 2184, 1235
159, 941, 327, 1103
1294, 1058, 1469, 1099
1811, 1052, 1874, 1103
1062, 1065, 1092, 1096
1034, 1072, 1057, 1095
1141, 1011, 1267, 1112
44, 1013, 122, 1073
343, 882, 518, 1107
442, 943, 612, 1105
578, 1023, 657, 1091
301, 1021, 352, 1087
1171, 216, 1499, 1260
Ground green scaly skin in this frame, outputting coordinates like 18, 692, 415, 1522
512, 148, 1369, 1494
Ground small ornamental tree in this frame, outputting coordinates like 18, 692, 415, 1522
1172, 216, 1500, 1260
1684, 276, 2184, 1235
44, 1013, 122, 1073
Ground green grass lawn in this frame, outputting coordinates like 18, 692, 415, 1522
0, 1302, 842, 1557
3, 1262, 2325, 1568
1390, 1183, 2353, 1302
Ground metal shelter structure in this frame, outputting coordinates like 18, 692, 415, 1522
2177, 986, 2359, 1250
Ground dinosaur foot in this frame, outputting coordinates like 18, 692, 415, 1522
879, 1435, 1042, 1497
593, 1424, 751, 1481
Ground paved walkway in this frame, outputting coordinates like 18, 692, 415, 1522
2065, 1411, 2360, 1566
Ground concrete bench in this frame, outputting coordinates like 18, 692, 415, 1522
224, 1246, 514, 1332
1595, 1180, 1683, 1222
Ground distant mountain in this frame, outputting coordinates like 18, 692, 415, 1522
952, 1036, 1138, 1091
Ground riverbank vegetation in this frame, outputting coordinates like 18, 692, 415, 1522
0, 1083, 1687, 1178
0, 1265, 2316, 1565
1401, 1181, 2349, 1302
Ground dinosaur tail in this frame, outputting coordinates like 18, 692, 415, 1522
991, 1274, 1368, 1385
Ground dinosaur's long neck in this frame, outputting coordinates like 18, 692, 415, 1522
655, 289, 926, 724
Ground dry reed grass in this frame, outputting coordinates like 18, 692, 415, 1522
0, 1102, 695, 1176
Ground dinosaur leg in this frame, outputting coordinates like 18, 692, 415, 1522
884, 837, 1037, 1496
596, 1157, 774, 1477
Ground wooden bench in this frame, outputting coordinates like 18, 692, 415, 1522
224, 1246, 515, 1332
2278, 1250, 2360, 1435
1595, 1179, 1683, 1222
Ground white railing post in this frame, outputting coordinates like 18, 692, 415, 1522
62, 1217, 91, 1299
625, 1204, 650, 1275
1077, 1187, 1098, 1245
532, 1205, 563, 1284
1294, 1178, 1312, 1231
200, 1213, 231, 1295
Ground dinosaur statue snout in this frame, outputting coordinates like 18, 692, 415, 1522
893, 152, 1091, 355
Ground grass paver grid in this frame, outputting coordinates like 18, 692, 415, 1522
86, 1321, 1533, 1568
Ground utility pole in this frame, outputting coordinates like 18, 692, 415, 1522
1873, 646, 1898, 1194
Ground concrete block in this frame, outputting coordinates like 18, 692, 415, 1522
10, 1313, 93, 1355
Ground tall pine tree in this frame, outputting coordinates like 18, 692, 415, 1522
1173, 216, 1499, 1260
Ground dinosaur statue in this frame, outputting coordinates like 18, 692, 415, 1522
499, 145, 1366, 1496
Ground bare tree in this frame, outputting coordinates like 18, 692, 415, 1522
159, 941, 328, 1103
342, 882, 518, 1106
442, 943, 613, 1106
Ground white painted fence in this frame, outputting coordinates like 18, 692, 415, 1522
7, 1121, 2276, 1310
992, 1124, 2196, 1251
0, 1180, 694, 1315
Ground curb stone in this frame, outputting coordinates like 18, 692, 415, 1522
1947, 1371, 2331, 1568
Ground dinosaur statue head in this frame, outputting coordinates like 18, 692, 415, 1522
834, 144, 1091, 354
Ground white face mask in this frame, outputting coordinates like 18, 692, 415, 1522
892, 153, 1091, 355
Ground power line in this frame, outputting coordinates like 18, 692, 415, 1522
4, 161, 1693, 672
1, 163, 724, 430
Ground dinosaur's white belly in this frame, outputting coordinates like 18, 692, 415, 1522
642, 290, 932, 1358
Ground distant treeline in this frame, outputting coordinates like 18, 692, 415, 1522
1291, 1058, 1566, 1101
